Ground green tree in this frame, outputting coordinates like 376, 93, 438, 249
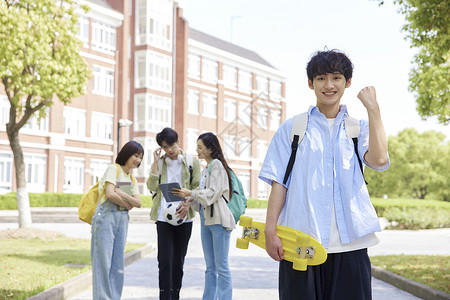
0, 0, 90, 227
368, 129, 449, 200
378, 0, 449, 124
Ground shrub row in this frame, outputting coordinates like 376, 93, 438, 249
1, 194, 449, 229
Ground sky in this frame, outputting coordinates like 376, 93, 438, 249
181, 0, 449, 139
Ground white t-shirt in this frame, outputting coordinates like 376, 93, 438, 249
157, 158, 194, 223
327, 118, 379, 253
99, 164, 139, 204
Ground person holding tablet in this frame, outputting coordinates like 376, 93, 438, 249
146, 127, 201, 300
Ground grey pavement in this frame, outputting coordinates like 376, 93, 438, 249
1, 208, 449, 299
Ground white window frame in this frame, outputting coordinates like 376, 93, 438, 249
91, 112, 113, 140
239, 137, 252, 159
238, 102, 251, 126
270, 80, 282, 101
202, 93, 217, 118
223, 134, 236, 159
64, 157, 85, 193
224, 98, 236, 122
239, 172, 250, 197
270, 110, 281, 131
24, 154, 47, 193
187, 90, 199, 115
64, 107, 86, 138
0, 95, 9, 128
134, 136, 158, 190
238, 70, 252, 93
22, 108, 50, 133
135, 93, 171, 133
92, 65, 114, 97
135, 50, 172, 93
257, 140, 268, 162
90, 159, 110, 186
77, 15, 89, 47
0, 152, 13, 194
91, 21, 116, 53
223, 65, 237, 89
135, 0, 172, 50
256, 75, 268, 94
257, 107, 268, 129
188, 53, 201, 79
201, 58, 218, 83
187, 128, 199, 155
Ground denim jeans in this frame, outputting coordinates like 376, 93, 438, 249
91, 200, 129, 300
199, 209, 232, 300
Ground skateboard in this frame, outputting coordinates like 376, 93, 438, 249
236, 216, 327, 271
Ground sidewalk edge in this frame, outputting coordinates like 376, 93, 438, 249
27, 243, 155, 300
371, 265, 450, 300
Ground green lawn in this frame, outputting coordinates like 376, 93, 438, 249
371, 255, 450, 293
0, 233, 144, 299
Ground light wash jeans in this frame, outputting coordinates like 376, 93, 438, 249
199, 209, 232, 300
91, 200, 129, 300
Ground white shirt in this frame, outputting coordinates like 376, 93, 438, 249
157, 158, 183, 222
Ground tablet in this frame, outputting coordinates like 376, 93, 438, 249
159, 182, 184, 202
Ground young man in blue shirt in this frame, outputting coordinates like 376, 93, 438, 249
259, 49, 389, 300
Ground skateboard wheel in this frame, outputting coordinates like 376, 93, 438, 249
239, 216, 253, 227
293, 258, 308, 271
236, 238, 249, 249
296, 234, 311, 245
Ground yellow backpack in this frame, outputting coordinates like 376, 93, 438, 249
78, 164, 135, 224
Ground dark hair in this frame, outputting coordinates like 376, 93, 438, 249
198, 132, 232, 199
306, 49, 353, 82
156, 127, 178, 146
115, 141, 144, 167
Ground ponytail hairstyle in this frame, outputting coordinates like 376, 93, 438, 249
198, 132, 232, 199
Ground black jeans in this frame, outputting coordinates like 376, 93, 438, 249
279, 249, 372, 300
157, 221, 193, 300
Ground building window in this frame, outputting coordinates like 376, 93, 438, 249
270, 80, 282, 100
64, 107, 86, 137
135, 0, 172, 50
187, 128, 199, 154
22, 108, 49, 133
64, 157, 85, 193
25, 154, 47, 193
202, 94, 217, 118
91, 112, 113, 140
92, 65, 114, 97
256, 75, 268, 94
0, 153, 13, 194
201, 58, 218, 83
77, 16, 89, 46
223, 65, 237, 89
224, 99, 236, 122
238, 102, 251, 126
257, 140, 268, 161
135, 50, 172, 92
270, 110, 281, 131
239, 172, 250, 197
91, 21, 116, 53
238, 70, 252, 93
134, 136, 159, 187
0, 95, 9, 127
90, 160, 110, 186
258, 179, 268, 200
223, 134, 236, 159
188, 53, 201, 78
239, 137, 251, 159
187, 90, 199, 115
135, 93, 171, 133
257, 107, 268, 129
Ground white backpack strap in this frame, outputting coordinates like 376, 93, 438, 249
290, 112, 308, 144
344, 115, 360, 139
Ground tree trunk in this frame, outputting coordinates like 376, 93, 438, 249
6, 126, 32, 228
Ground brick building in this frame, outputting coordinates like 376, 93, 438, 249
0, 0, 286, 199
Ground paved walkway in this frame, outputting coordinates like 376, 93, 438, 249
2, 208, 449, 299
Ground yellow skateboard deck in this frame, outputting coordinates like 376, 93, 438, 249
236, 216, 327, 271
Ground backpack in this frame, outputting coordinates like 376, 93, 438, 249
208, 160, 247, 223
283, 112, 367, 185
78, 164, 136, 224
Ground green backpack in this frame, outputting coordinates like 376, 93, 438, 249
209, 160, 247, 223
